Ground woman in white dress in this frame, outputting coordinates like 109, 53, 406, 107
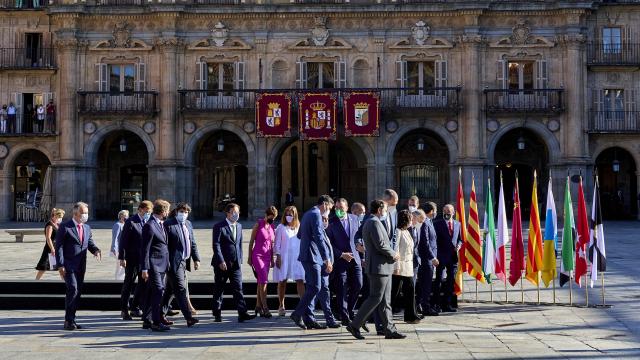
272, 205, 305, 316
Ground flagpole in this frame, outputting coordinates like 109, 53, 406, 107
490, 281, 493, 302
552, 276, 556, 305
504, 274, 508, 303
537, 272, 540, 305
520, 271, 524, 304
475, 280, 478, 302
569, 273, 573, 306
585, 274, 589, 307
601, 272, 605, 306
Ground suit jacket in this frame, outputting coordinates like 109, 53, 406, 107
211, 219, 243, 269
418, 218, 438, 264
361, 216, 396, 275
326, 214, 362, 266
140, 218, 170, 273
55, 219, 100, 273
164, 217, 200, 272
297, 206, 330, 265
382, 207, 398, 249
409, 225, 421, 267
433, 218, 462, 265
118, 213, 145, 264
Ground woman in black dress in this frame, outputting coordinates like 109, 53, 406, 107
35, 208, 65, 280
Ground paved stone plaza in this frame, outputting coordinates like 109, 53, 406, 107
1, 221, 640, 359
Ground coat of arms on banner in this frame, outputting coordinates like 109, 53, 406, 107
256, 92, 291, 138
266, 102, 282, 127
354, 102, 369, 127
305, 101, 332, 130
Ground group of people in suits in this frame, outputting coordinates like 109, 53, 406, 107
53, 190, 463, 336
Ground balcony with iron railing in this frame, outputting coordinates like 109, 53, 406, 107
0, 48, 55, 70
77, 91, 159, 114
47, 0, 482, 5
587, 43, 640, 67
483, 88, 564, 114
179, 87, 461, 113
589, 110, 640, 133
0, 0, 48, 9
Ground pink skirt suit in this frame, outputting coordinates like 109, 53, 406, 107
251, 219, 276, 284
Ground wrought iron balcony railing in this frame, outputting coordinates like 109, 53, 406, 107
483, 88, 564, 114
179, 87, 461, 113
77, 91, 159, 114
0, 0, 48, 8
0, 48, 55, 69
587, 42, 640, 66
589, 111, 640, 133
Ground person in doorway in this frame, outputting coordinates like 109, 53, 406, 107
248, 206, 278, 318
273, 206, 305, 316
46, 99, 56, 133
7, 103, 16, 134
35, 208, 65, 280
35, 103, 45, 133
24, 104, 33, 133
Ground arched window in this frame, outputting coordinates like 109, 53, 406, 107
400, 164, 439, 199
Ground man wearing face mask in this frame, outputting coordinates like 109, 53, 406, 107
347, 199, 404, 340
326, 198, 363, 326
433, 204, 462, 313
290, 195, 334, 330
55, 202, 101, 331
211, 203, 256, 323
416, 202, 439, 316
118, 200, 153, 321
407, 195, 420, 213
160, 203, 200, 327
140, 199, 172, 331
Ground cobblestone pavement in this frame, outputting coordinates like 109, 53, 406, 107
1, 221, 639, 359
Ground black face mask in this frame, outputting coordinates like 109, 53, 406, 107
267, 218, 274, 224
444, 213, 452, 221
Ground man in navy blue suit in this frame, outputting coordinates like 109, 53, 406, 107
140, 199, 171, 331
118, 200, 152, 320
211, 203, 256, 323
326, 198, 362, 326
290, 195, 334, 330
161, 202, 200, 327
433, 204, 462, 313
55, 202, 101, 331
416, 202, 439, 316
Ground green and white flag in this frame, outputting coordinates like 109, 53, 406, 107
559, 176, 576, 287
483, 178, 497, 283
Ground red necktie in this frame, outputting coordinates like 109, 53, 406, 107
77, 224, 84, 245
448, 221, 453, 237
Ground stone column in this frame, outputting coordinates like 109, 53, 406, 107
558, 33, 587, 160
457, 32, 485, 160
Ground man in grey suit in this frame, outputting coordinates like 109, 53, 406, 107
346, 199, 406, 340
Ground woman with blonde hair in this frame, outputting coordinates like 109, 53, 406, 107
272, 206, 305, 316
111, 209, 129, 257
35, 208, 65, 280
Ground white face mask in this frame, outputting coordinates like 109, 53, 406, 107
379, 211, 388, 221
408, 206, 417, 213
80, 213, 89, 224
322, 209, 330, 218
285, 215, 294, 224
56, 218, 62, 225
176, 211, 188, 223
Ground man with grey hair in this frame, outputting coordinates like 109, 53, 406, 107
56, 202, 101, 330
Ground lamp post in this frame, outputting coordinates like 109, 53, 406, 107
119, 138, 127, 153
217, 137, 225, 152
417, 137, 425, 151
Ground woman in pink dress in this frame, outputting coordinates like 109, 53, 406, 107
248, 206, 278, 318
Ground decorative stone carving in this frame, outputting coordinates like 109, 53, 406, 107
606, 73, 620, 83
445, 120, 458, 132
554, 33, 587, 45
154, 37, 185, 52
209, 21, 229, 47
311, 16, 330, 47
83, 122, 97, 134
110, 22, 133, 48
386, 120, 398, 133
243, 121, 255, 134
547, 119, 560, 132
490, 20, 555, 48
510, 20, 531, 45
143, 121, 156, 134
486, 119, 500, 132
456, 33, 486, 45
184, 121, 196, 134
54, 38, 80, 50
411, 21, 431, 46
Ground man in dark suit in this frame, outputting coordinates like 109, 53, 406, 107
140, 199, 171, 331
416, 202, 439, 316
118, 200, 153, 320
433, 204, 462, 313
290, 195, 334, 330
161, 202, 199, 327
346, 199, 405, 340
211, 203, 255, 323
326, 198, 362, 326
55, 202, 101, 331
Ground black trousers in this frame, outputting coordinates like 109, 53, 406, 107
433, 262, 457, 309
417, 263, 435, 310
120, 263, 143, 312
212, 266, 247, 316
391, 274, 419, 321
161, 260, 192, 319
64, 270, 85, 322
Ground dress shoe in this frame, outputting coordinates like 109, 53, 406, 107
278, 308, 286, 317
341, 319, 350, 327
151, 323, 170, 332
441, 306, 457, 313
130, 308, 143, 317
263, 311, 273, 319
121, 311, 133, 321
361, 324, 370, 333
186, 317, 199, 327
290, 314, 306, 330
166, 309, 179, 316
376, 331, 385, 336
326, 322, 341, 329
142, 321, 152, 329
404, 318, 421, 324
63, 321, 76, 331
161, 317, 174, 326
346, 324, 365, 340
422, 307, 439, 317
385, 332, 407, 339
72, 322, 82, 330
238, 312, 257, 323
213, 315, 222, 323
305, 321, 327, 330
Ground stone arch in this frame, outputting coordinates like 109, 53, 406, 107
1, 143, 54, 173
384, 120, 458, 165
83, 123, 156, 167
592, 143, 640, 171
184, 121, 256, 167
267, 136, 375, 169
486, 120, 561, 165
351, 57, 371, 88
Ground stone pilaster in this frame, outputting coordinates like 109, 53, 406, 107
457, 32, 486, 161
54, 37, 81, 161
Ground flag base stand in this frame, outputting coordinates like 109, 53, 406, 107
594, 304, 613, 308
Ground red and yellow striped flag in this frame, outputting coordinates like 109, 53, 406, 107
453, 168, 467, 295
466, 174, 486, 283
525, 171, 543, 285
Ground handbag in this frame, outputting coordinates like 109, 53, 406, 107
115, 262, 126, 281
48, 254, 57, 271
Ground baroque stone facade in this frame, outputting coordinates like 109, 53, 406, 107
1, 0, 639, 220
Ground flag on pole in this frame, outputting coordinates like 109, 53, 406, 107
526, 171, 543, 286
466, 174, 486, 283
453, 168, 467, 295
508, 172, 525, 286
483, 178, 496, 283
559, 176, 576, 287
495, 173, 509, 282
541, 177, 558, 287
589, 176, 606, 288
575, 176, 590, 287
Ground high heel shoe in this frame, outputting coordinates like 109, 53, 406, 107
263, 311, 273, 319
278, 308, 286, 316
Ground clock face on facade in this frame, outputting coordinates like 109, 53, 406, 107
0, 144, 8, 159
